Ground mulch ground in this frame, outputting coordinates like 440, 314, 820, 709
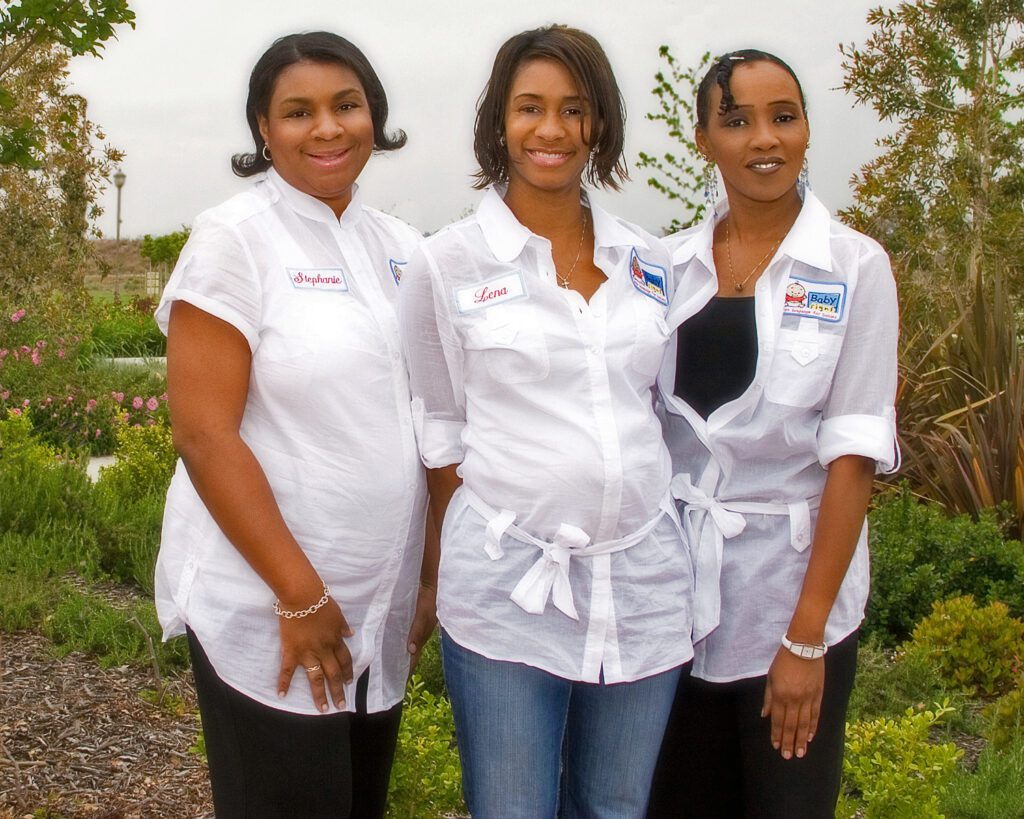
0, 631, 212, 818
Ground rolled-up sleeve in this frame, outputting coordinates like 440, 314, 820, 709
154, 216, 262, 352
398, 244, 467, 468
818, 240, 899, 472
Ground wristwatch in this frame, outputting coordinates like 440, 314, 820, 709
781, 634, 828, 660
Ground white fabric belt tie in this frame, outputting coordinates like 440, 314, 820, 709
670, 473, 819, 642
462, 487, 670, 621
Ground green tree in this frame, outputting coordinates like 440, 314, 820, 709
839, 0, 1024, 302
140, 228, 190, 272
636, 47, 712, 234
0, 0, 134, 168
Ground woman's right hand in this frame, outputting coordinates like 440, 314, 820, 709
276, 598, 355, 712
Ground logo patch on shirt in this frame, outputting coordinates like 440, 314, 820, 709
389, 259, 405, 286
286, 267, 349, 292
782, 276, 846, 323
454, 271, 527, 314
629, 249, 668, 305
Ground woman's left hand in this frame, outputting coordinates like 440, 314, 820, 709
406, 582, 437, 674
762, 646, 824, 760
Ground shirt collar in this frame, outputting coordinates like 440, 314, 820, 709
477, 184, 650, 263
670, 189, 832, 273
265, 167, 364, 228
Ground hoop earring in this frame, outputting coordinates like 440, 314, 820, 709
796, 157, 810, 197
703, 163, 720, 207
262, 144, 271, 162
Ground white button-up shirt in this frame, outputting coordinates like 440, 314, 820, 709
659, 191, 899, 683
154, 169, 426, 714
399, 187, 694, 684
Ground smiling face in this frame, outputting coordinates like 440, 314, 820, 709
503, 58, 592, 196
696, 60, 809, 209
258, 60, 374, 217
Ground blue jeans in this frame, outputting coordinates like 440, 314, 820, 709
441, 631, 685, 819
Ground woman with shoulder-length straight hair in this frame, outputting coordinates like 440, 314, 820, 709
647, 50, 899, 818
154, 31, 435, 817
399, 24, 695, 819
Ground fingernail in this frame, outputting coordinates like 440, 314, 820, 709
320, 703, 329, 713
277, 691, 285, 699
760, 709, 766, 718
408, 642, 417, 653
772, 741, 780, 749
807, 733, 815, 742
796, 747, 805, 758
782, 750, 792, 760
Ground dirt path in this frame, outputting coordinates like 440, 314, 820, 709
0, 631, 212, 818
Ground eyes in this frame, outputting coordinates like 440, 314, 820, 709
720, 110, 802, 128
283, 101, 362, 119
515, 103, 586, 118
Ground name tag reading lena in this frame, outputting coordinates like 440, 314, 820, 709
454, 271, 527, 314
286, 267, 349, 292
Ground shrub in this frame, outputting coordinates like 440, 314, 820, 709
910, 596, 1024, 697
984, 680, 1024, 751
387, 676, 464, 819
96, 421, 176, 502
866, 487, 1024, 645
839, 703, 962, 819
91, 298, 165, 357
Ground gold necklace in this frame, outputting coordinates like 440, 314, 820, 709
555, 209, 588, 290
724, 219, 782, 292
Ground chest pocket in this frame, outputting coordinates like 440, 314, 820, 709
464, 304, 550, 384
765, 321, 842, 408
630, 301, 670, 379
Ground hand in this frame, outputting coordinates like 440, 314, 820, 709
276, 597, 354, 713
406, 582, 438, 675
762, 645, 824, 760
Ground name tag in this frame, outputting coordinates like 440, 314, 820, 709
286, 267, 349, 292
389, 259, 405, 286
782, 276, 846, 323
454, 271, 527, 314
629, 249, 669, 305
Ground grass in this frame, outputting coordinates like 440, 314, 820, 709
943, 738, 1024, 818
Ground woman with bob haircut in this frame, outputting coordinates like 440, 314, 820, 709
154, 31, 434, 816
400, 24, 694, 818
647, 50, 898, 817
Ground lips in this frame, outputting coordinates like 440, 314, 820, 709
525, 148, 574, 168
304, 146, 352, 168
746, 157, 785, 174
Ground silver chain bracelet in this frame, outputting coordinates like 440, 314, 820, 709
274, 584, 331, 619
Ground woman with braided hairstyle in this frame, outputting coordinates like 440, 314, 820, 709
647, 50, 899, 818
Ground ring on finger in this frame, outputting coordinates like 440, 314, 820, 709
304, 664, 322, 673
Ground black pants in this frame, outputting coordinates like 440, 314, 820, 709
647, 630, 858, 819
187, 629, 402, 818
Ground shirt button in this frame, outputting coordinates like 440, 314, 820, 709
589, 346, 600, 355
753, 383, 762, 392
392, 351, 401, 361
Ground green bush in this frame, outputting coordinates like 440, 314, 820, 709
96, 421, 176, 502
415, 631, 446, 697
942, 736, 1024, 819
910, 596, 1024, 697
840, 703, 962, 819
91, 298, 165, 357
387, 676, 464, 819
984, 679, 1024, 750
866, 487, 1024, 645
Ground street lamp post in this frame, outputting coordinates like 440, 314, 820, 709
113, 169, 126, 298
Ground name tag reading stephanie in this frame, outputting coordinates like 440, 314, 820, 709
286, 267, 349, 292
454, 271, 527, 313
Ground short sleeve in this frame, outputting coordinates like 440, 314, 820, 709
398, 243, 467, 468
154, 216, 262, 351
818, 239, 899, 472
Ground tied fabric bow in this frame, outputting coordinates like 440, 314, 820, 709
670, 472, 746, 641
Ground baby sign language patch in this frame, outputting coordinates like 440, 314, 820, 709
629, 249, 668, 305
286, 267, 349, 292
782, 276, 846, 323
454, 271, 527, 313
389, 259, 405, 286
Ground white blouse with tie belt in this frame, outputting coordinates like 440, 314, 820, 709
659, 191, 899, 683
155, 169, 426, 714
399, 187, 695, 684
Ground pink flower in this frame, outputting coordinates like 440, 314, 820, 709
0, 349, 7, 359
132, 396, 143, 410
95, 428, 102, 438
11, 408, 21, 416
22, 398, 30, 407
0, 390, 8, 400
112, 391, 124, 404
159, 392, 168, 402
10, 309, 25, 323
146, 397, 158, 411
35, 339, 46, 349
20, 345, 30, 354
57, 349, 66, 359
30, 349, 41, 366
66, 395, 73, 403
85, 399, 97, 413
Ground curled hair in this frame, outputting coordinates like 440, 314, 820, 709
473, 25, 628, 191
232, 31, 406, 177
695, 49, 806, 129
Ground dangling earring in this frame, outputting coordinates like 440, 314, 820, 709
703, 162, 720, 207
796, 157, 810, 197
262, 144, 271, 161
498, 135, 507, 148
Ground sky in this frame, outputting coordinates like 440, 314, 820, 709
67, 0, 896, 239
